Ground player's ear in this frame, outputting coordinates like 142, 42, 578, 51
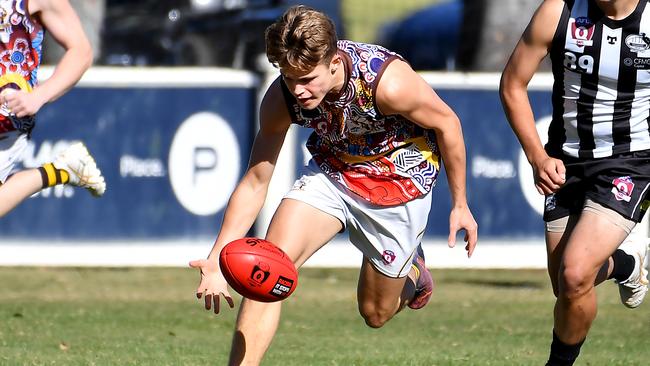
329, 55, 341, 74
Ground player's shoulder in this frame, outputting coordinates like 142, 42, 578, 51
27, 0, 71, 15
536, 0, 568, 21
376, 59, 429, 114
378, 59, 422, 96
523, 0, 567, 45
259, 76, 291, 131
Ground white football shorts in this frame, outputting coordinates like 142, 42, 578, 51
284, 160, 432, 278
0, 132, 27, 183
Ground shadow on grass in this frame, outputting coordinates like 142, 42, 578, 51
443, 277, 545, 289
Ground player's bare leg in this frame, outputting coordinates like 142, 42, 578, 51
546, 215, 614, 296
0, 142, 105, 218
357, 258, 413, 328
228, 198, 342, 366
552, 211, 627, 343
0, 169, 43, 217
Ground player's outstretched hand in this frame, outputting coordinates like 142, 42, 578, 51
189, 258, 235, 314
447, 205, 479, 258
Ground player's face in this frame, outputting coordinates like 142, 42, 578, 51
281, 60, 338, 110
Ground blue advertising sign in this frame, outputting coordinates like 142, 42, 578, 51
0, 68, 258, 239
428, 88, 552, 238
1, 70, 555, 242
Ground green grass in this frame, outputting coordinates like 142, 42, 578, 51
1, 267, 649, 365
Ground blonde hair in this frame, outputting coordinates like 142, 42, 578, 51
265, 5, 338, 72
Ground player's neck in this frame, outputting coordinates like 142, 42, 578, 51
596, 0, 640, 20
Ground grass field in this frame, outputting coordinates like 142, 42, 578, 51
1, 267, 649, 365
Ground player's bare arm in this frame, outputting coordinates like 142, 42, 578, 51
500, 0, 566, 195
190, 78, 292, 313
376, 60, 478, 256
0, 0, 93, 118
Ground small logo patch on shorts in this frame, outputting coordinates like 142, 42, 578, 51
382, 250, 396, 265
545, 194, 557, 211
291, 176, 310, 191
612, 176, 635, 202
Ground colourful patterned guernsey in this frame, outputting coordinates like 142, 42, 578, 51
0, 0, 43, 135
281, 40, 440, 206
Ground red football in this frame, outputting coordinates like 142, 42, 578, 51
219, 237, 298, 302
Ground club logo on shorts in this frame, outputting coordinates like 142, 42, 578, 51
545, 194, 557, 212
612, 176, 634, 202
382, 250, 396, 265
292, 176, 310, 191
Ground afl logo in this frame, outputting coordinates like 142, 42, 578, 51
625, 34, 650, 53
574, 17, 592, 28
570, 17, 594, 47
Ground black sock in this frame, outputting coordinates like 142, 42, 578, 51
546, 331, 585, 366
608, 249, 635, 282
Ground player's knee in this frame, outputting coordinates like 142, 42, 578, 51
361, 312, 389, 329
358, 303, 393, 328
560, 266, 593, 299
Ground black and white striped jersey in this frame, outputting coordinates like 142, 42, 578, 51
548, 0, 650, 158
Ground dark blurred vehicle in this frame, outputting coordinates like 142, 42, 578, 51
378, 0, 462, 71
100, 0, 344, 71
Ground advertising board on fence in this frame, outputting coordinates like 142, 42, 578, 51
0, 68, 257, 240
0, 69, 558, 267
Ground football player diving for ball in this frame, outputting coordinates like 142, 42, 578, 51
190, 5, 478, 365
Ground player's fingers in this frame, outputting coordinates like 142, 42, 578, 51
213, 294, 220, 314
536, 181, 553, 195
555, 161, 566, 182
204, 293, 212, 310
188, 259, 203, 268
225, 294, 235, 309
465, 227, 478, 258
544, 165, 565, 187
466, 232, 478, 258
447, 230, 457, 248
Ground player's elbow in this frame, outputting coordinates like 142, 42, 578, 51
498, 72, 524, 106
81, 45, 94, 70
74, 39, 94, 70
498, 73, 511, 101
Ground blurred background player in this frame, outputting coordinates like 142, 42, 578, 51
190, 5, 478, 365
0, 0, 105, 217
500, 0, 650, 365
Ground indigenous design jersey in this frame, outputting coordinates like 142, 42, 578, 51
548, 0, 650, 159
281, 40, 440, 206
0, 0, 42, 135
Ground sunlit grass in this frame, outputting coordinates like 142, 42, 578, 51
1, 267, 648, 365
